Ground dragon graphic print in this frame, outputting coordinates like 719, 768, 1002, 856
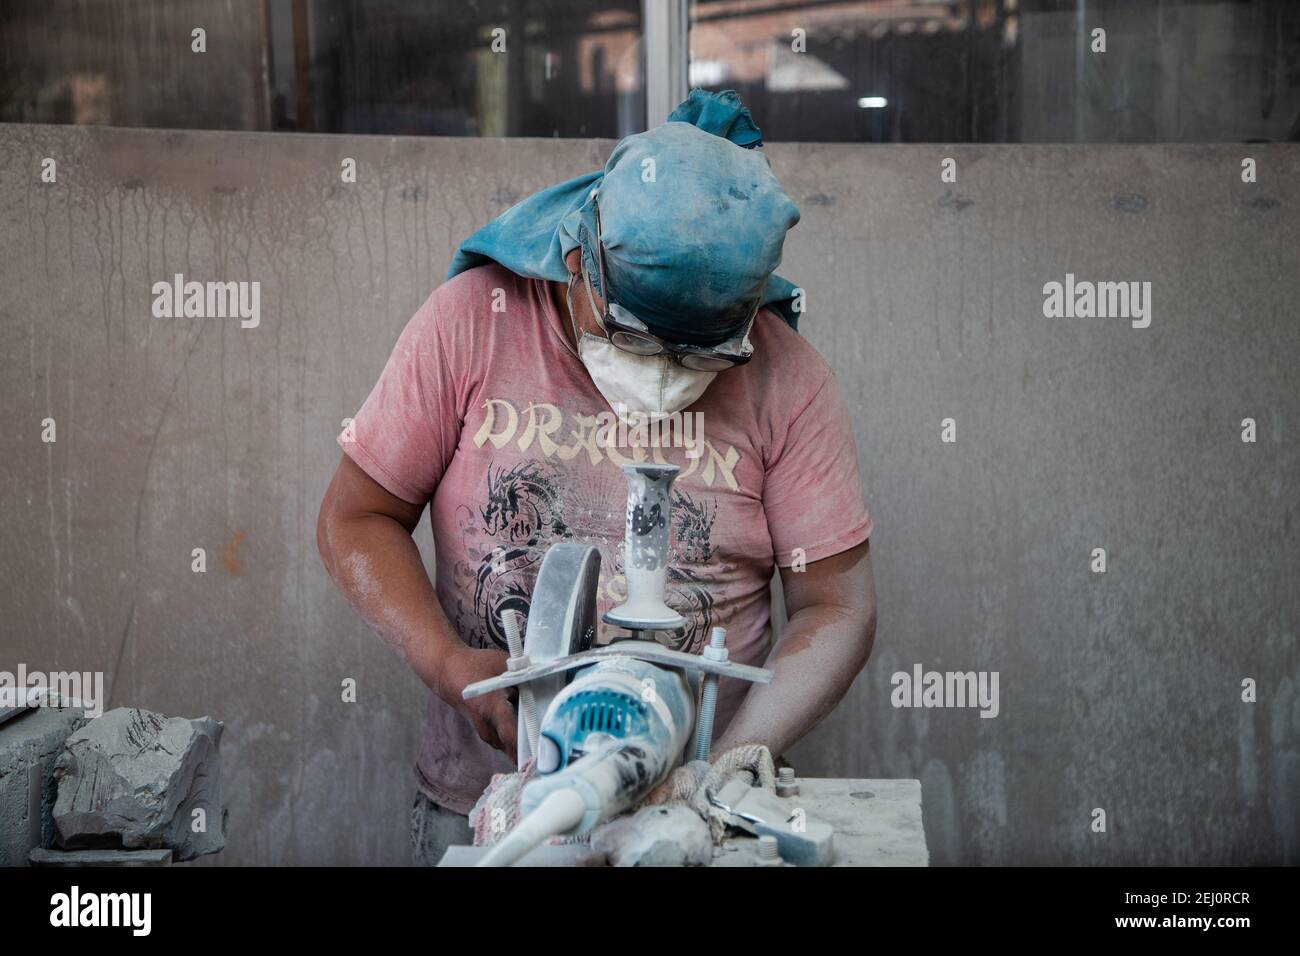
450, 455, 725, 656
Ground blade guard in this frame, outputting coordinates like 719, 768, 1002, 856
514, 543, 601, 767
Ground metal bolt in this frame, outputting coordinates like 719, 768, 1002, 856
693, 627, 727, 763
776, 765, 800, 797
502, 608, 526, 660
502, 610, 539, 761
756, 834, 782, 866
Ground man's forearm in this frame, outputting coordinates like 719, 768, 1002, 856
714, 601, 873, 758
319, 510, 463, 699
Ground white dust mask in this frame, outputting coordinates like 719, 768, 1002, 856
568, 273, 717, 422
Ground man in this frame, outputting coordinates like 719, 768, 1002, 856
317, 91, 876, 866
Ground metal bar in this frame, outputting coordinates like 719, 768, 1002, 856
462, 641, 773, 699
291, 0, 315, 131
643, 0, 690, 127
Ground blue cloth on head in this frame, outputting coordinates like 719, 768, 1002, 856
448, 90, 803, 343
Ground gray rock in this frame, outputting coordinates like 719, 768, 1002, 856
0, 702, 86, 866
52, 708, 225, 861
590, 805, 712, 867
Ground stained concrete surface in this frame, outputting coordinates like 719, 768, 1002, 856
0, 125, 1296, 865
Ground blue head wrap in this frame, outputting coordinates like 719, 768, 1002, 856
448, 90, 803, 344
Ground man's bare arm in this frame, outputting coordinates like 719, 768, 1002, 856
713, 540, 876, 758
316, 453, 517, 754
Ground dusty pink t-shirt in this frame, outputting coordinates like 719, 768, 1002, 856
341, 263, 871, 813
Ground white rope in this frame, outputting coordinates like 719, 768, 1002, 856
643, 743, 777, 844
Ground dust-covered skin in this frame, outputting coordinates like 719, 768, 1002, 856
714, 539, 876, 759
317, 454, 518, 756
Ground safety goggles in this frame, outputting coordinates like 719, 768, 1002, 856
590, 199, 757, 372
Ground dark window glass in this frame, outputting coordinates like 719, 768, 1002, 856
0, 0, 645, 137
688, 0, 1300, 142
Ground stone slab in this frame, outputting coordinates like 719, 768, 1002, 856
30, 847, 174, 866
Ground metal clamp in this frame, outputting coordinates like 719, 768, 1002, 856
462, 640, 772, 700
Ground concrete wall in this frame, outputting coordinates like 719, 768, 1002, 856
1, 124, 1296, 865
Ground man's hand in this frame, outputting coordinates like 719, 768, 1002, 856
442, 646, 518, 755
